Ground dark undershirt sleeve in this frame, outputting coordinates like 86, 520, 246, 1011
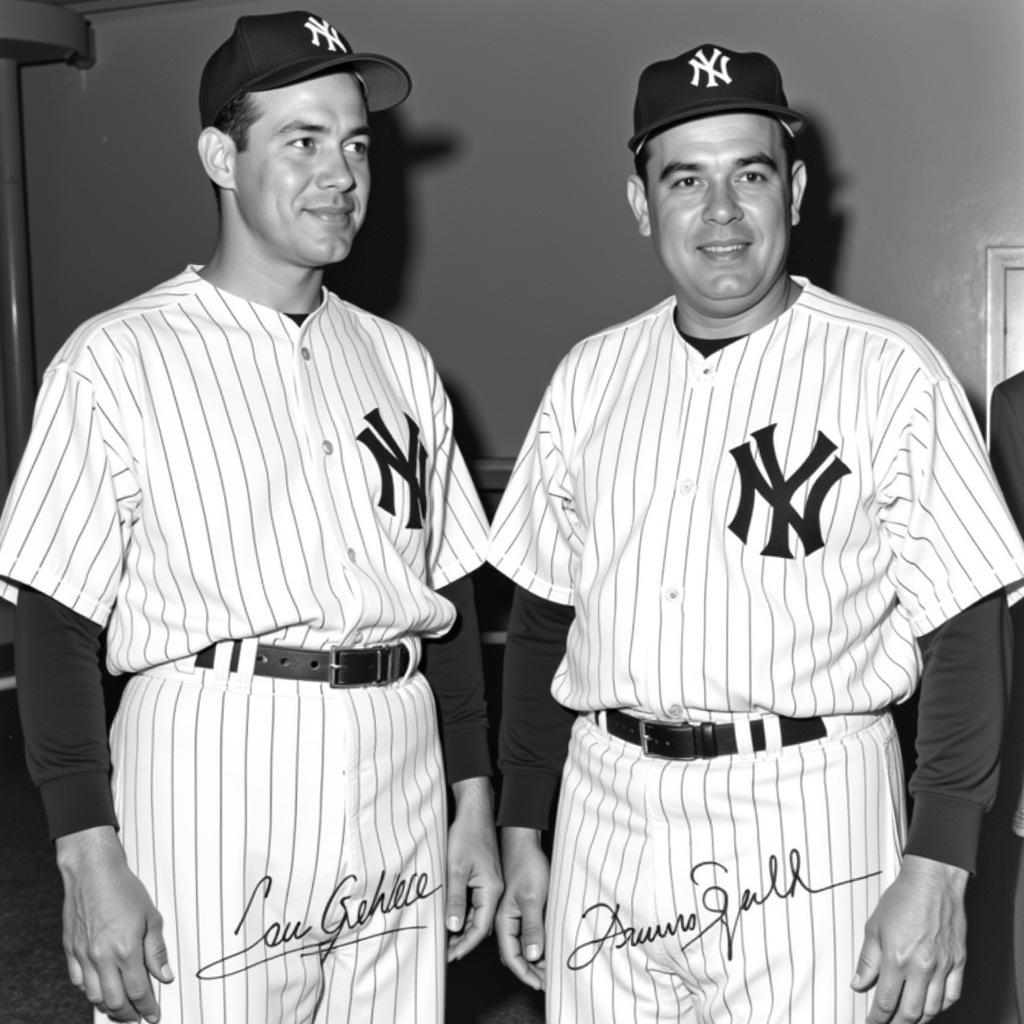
13, 586, 116, 840
905, 589, 1010, 873
496, 585, 576, 829
422, 574, 493, 785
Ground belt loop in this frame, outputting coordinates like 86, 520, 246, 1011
233, 637, 259, 690
699, 722, 718, 758
210, 641, 235, 685
733, 718, 755, 756
762, 715, 783, 751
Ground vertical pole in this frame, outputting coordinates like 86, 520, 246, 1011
0, 55, 35, 486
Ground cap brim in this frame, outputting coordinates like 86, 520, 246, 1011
246, 52, 411, 113
629, 100, 806, 153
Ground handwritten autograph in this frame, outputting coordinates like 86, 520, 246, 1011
198, 870, 441, 980
568, 848, 880, 970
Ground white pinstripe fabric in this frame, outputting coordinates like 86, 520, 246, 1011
489, 280, 1024, 721
546, 714, 903, 1024
107, 661, 446, 1024
0, 267, 487, 1022
0, 267, 488, 671
488, 279, 1024, 1022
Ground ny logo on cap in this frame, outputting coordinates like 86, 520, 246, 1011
689, 47, 732, 88
304, 16, 348, 52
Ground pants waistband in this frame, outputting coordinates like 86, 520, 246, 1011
598, 709, 880, 760
191, 639, 413, 687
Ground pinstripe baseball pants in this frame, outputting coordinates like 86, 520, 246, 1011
104, 640, 446, 1024
546, 712, 905, 1023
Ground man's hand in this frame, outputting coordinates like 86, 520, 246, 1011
445, 777, 503, 961
495, 826, 549, 991
851, 854, 968, 1023
56, 825, 173, 1023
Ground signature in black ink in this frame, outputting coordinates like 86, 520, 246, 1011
568, 848, 880, 970
197, 870, 442, 979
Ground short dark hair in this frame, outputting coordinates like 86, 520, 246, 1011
213, 91, 261, 152
632, 117, 798, 184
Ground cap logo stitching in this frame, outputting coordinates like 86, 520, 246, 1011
688, 47, 731, 88
303, 16, 348, 53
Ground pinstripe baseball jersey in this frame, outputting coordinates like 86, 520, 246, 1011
0, 266, 488, 670
488, 278, 1024, 721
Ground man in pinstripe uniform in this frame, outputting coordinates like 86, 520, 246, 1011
0, 10, 500, 1024
488, 43, 1024, 1024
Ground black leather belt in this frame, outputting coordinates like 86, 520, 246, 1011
194, 641, 410, 687
605, 709, 827, 759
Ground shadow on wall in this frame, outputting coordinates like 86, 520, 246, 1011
324, 108, 459, 320
788, 116, 846, 294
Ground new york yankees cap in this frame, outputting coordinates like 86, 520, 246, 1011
629, 44, 806, 154
200, 10, 411, 126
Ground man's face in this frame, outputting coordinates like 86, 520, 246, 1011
627, 112, 806, 336
224, 72, 370, 272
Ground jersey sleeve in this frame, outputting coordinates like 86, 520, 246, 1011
876, 375, 1024, 634
0, 363, 138, 622
487, 373, 581, 605
423, 380, 488, 589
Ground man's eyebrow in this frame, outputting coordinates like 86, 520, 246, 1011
736, 151, 780, 170
657, 151, 781, 182
275, 120, 371, 137
657, 160, 701, 183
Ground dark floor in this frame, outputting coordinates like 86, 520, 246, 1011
0, 683, 543, 1024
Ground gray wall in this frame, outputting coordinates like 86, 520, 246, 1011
7, 3, 1024, 1020
18, 0, 1024, 462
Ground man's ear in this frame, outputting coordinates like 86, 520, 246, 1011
627, 174, 651, 237
789, 159, 807, 228
197, 127, 236, 191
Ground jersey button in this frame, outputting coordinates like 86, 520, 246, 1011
700, 365, 714, 380
667, 704, 683, 719
301, 347, 311, 361
347, 548, 358, 562
353, 631, 364, 644
322, 440, 334, 455
663, 586, 682, 602
679, 479, 695, 495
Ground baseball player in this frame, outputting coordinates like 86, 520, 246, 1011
0, 10, 500, 1024
488, 43, 1024, 1024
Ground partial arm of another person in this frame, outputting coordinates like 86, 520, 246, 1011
493, 585, 576, 990
852, 589, 1010, 1023
423, 574, 503, 960
15, 586, 171, 1023
987, 380, 1024, 839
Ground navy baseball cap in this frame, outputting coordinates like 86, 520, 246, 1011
629, 44, 806, 154
200, 10, 411, 126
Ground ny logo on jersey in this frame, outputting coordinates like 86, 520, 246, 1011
357, 409, 428, 529
304, 16, 348, 52
728, 424, 850, 558
689, 47, 732, 88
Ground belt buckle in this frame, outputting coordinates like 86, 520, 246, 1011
638, 721, 700, 760
328, 645, 348, 688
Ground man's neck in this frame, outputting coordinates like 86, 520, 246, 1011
674, 276, 802, 341
199, 245, 324, 315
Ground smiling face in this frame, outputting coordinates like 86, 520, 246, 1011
627, 112, 806, 338
215, 72, 372, 276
